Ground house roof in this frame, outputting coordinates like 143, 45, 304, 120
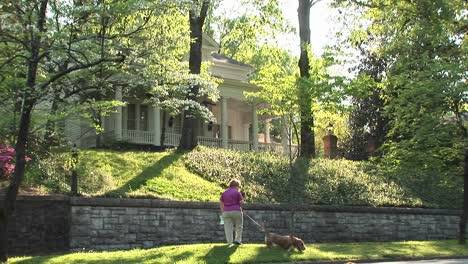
210, 53, 255, 70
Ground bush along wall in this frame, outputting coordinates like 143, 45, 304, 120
184, 146, 460, 208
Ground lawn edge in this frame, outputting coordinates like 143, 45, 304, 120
269, 255, 468, 264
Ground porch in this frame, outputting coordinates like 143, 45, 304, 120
115, 130, 297, 155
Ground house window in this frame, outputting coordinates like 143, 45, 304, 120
228, 125, 232, 140
140, 105, 148, 131
127, 104, 136, 130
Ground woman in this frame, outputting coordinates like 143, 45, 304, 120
220, 178, 244, 245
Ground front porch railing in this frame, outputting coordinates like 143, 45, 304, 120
163, 133, 182, 147
198, 136, 222, 148
122, 129, 153, 144
115, 130, 296, 155
259, 142, 283, 153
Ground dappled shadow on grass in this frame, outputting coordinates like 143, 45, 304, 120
313, 240, 468, 260
12, 250, 194, 264
200, 244, 238, 264
238, 245, 305, 264
104, 151, 182, 197
11, 241, 468, 264
287, 157, 310, 204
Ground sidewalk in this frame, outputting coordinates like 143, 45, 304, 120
370, 259, 468, 264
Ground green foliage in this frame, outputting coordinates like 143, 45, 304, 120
184, 146, 459, 207
10, 240, 468, 264
21, 147, 464, 208
184, 146, 291, 203
306, 158, 420, 207
24, 149, 222, 201
337, 0, 467, 194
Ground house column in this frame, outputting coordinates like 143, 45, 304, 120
115, 86, 123, 141
135, 103, 141, 131
221, 97, 228, 148
153, 106, 161, 146
251, 104, 258, 151
243, 124, 250, 142
264, 118, 271, 143
281, 115, 289, 154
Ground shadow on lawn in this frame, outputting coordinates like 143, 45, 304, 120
201, 244, 238, 264
13, 251, 194, 264
104, 151, 182, 196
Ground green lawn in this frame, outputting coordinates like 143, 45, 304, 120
10, 240, 468, 264
74, 149, 223, 200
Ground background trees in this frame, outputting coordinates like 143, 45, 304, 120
339, 0, 467, 242
0, 0, 466, 259
0, 0, 193, 260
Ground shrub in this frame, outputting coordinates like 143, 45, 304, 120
184, 146, 291, 203
184, 146, 459, 208
306, 158, 422, 207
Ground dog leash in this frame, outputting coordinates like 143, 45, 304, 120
242, 209, 263, 230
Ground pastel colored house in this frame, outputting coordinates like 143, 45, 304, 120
66, 34, 295, 154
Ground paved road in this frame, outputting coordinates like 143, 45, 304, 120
371, 259, 468, 264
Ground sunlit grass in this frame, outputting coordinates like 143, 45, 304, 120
10, 240, 468, 264
76, 149, 222, 201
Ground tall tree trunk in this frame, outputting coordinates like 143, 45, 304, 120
297, 0, 315, 158
180, 0, 210, 150
161, 111, 167, 147
0, 97, 35, 263
460, 148, 468, 244
458, 117, 468, 243
0, 1, 47, 261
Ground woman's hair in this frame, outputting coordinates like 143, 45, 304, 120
229, 178, 241, 188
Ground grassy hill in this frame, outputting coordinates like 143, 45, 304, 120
24, 149, 222, 201
21, 146, 463, 208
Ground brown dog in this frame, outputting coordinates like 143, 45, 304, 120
265, 232, 306, 252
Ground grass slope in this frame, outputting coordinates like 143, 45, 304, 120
22, 146, 462, 208
11, 241, 468, 264
74, 150, 222, 201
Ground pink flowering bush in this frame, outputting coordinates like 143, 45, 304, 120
0, 144, 31, 179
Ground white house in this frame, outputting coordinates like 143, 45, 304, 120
67, 34, 295, 154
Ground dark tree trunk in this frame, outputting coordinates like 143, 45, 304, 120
161, 111, 167, 147
460, 148, 468, 243
0, 102, 34, 262
179, 0, 210, 150
0, 1, 47, 261
297, 0, 315, 158
0, 211, 7, 263
459, 145, 468, 244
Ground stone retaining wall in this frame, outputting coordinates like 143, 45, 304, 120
5, 195, 70, 255
2, 196, 463, 254
69, 197, 462, 251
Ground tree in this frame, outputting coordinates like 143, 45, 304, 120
0, 0, 171, 260
179, 0, 212, 150
344, 0, 467, 242
297, 0, 325, 158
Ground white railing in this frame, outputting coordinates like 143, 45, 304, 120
259, 142, 284, 153
122, 129, 153, 144
116, 129, 297, 156
163, 133, 181, 147
228, 140, 251, 151
198, 136, 222, 148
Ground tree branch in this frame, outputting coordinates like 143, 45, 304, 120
310, 0, 326, 8
199, 0, 210, 25
38, 55, 125, 91
0, 54, 27, 71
